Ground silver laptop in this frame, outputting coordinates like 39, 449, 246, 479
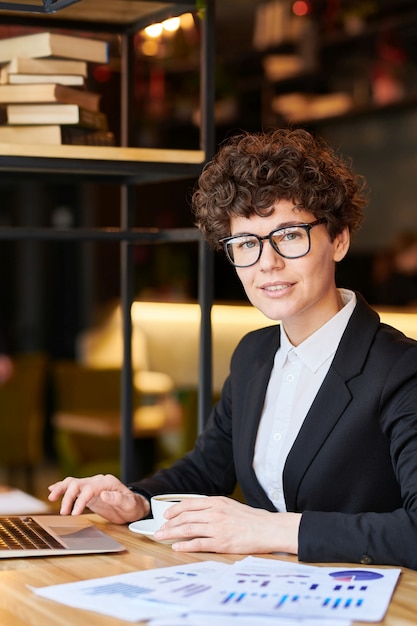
0, 515, 125, 558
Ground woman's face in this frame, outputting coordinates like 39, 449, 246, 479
231, 200, 350, 345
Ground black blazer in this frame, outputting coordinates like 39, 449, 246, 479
133, 293, 417, 569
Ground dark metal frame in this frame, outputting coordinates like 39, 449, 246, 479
0, 0, 216, 483
0, 2, 201, 34
0, 0, 80, 13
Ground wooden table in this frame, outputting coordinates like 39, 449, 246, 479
0, 514, 416, 625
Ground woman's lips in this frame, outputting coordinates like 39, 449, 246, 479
261, 282, 294, 294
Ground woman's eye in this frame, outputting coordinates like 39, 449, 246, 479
239, 238, 257, 250
284, 232, 298, 241
281, 229, 302, 242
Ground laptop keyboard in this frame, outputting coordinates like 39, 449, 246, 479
0, 517, 63, 550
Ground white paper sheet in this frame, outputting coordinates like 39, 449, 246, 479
188, 557, 401, 622
31, 555, 400, 624
145, 557, 317, 606
0, 487, 49, 514
149, 614, 351, 626
31, 561, 228, 622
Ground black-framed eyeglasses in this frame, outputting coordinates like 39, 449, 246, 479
219, 218, 327, 268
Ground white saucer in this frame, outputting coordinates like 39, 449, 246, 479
128, 519, 174, 544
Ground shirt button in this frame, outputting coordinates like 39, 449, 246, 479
360, 554, 374, 565
273, 433, 282, 441
286, 374, 295, 382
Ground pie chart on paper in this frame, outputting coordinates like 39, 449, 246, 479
329, 570, 384, 582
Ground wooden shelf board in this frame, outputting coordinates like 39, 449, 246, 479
0, 143, 205, 164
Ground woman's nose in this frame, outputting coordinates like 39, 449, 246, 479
258, 239, 285, 270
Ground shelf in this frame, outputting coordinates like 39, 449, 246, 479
319, 6, 417, 49
256, 2, 417, 131
0, 0, 215, 483
0, 144, 205, 181
286, 94, 417, 128
0, 0, 197, 31
0, 143, 205, 163
0, 0, 206, 183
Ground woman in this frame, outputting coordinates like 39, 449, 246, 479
49, 129, 417, 569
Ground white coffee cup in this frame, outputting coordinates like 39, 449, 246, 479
150, 493, 207, 529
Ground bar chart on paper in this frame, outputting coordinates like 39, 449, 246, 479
32, 556, 401, 623
217, 574, 373, 613
191, 557, 401, 622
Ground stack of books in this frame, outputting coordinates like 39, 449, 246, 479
0, 31, 115, 146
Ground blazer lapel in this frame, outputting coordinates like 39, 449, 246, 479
283, 369, 352, 511
283, 294, 381, 511
235, 330, 281, 509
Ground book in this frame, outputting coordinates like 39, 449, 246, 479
60, 127, 116, 146
0, 124, 115, 146
0, 32, 109, 64
0, 104, 109, 129
1, 57, 88, 76
0, 83, 101, 111
0, 124, 62, 144
0, 73, 85, 86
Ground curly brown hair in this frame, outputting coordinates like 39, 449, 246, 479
192, 128, 368, 250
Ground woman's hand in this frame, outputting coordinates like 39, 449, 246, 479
48, 474, 150, 524
154, 496, 301, 554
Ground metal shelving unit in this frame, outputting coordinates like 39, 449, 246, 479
0, 0, 216, 482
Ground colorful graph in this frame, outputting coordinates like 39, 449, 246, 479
329, 570, 384, 582
199, 562, 401, 622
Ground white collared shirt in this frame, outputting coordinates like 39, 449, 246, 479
252, 289, 357, 512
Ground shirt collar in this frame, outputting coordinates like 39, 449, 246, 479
277, 289, 357, 372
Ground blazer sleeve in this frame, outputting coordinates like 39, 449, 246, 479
129, 373, 238, 499
129, 324, 279, 503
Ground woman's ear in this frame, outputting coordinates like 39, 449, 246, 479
333, 226, 350, 262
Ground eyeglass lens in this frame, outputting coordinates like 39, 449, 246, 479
226, 225, 311, 267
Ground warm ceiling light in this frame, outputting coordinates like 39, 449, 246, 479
144, 22, 163, 38
162, 16, 180, 33
141, 39, 158, 56
0, 0, 80, 13
180, 13, 195, 30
